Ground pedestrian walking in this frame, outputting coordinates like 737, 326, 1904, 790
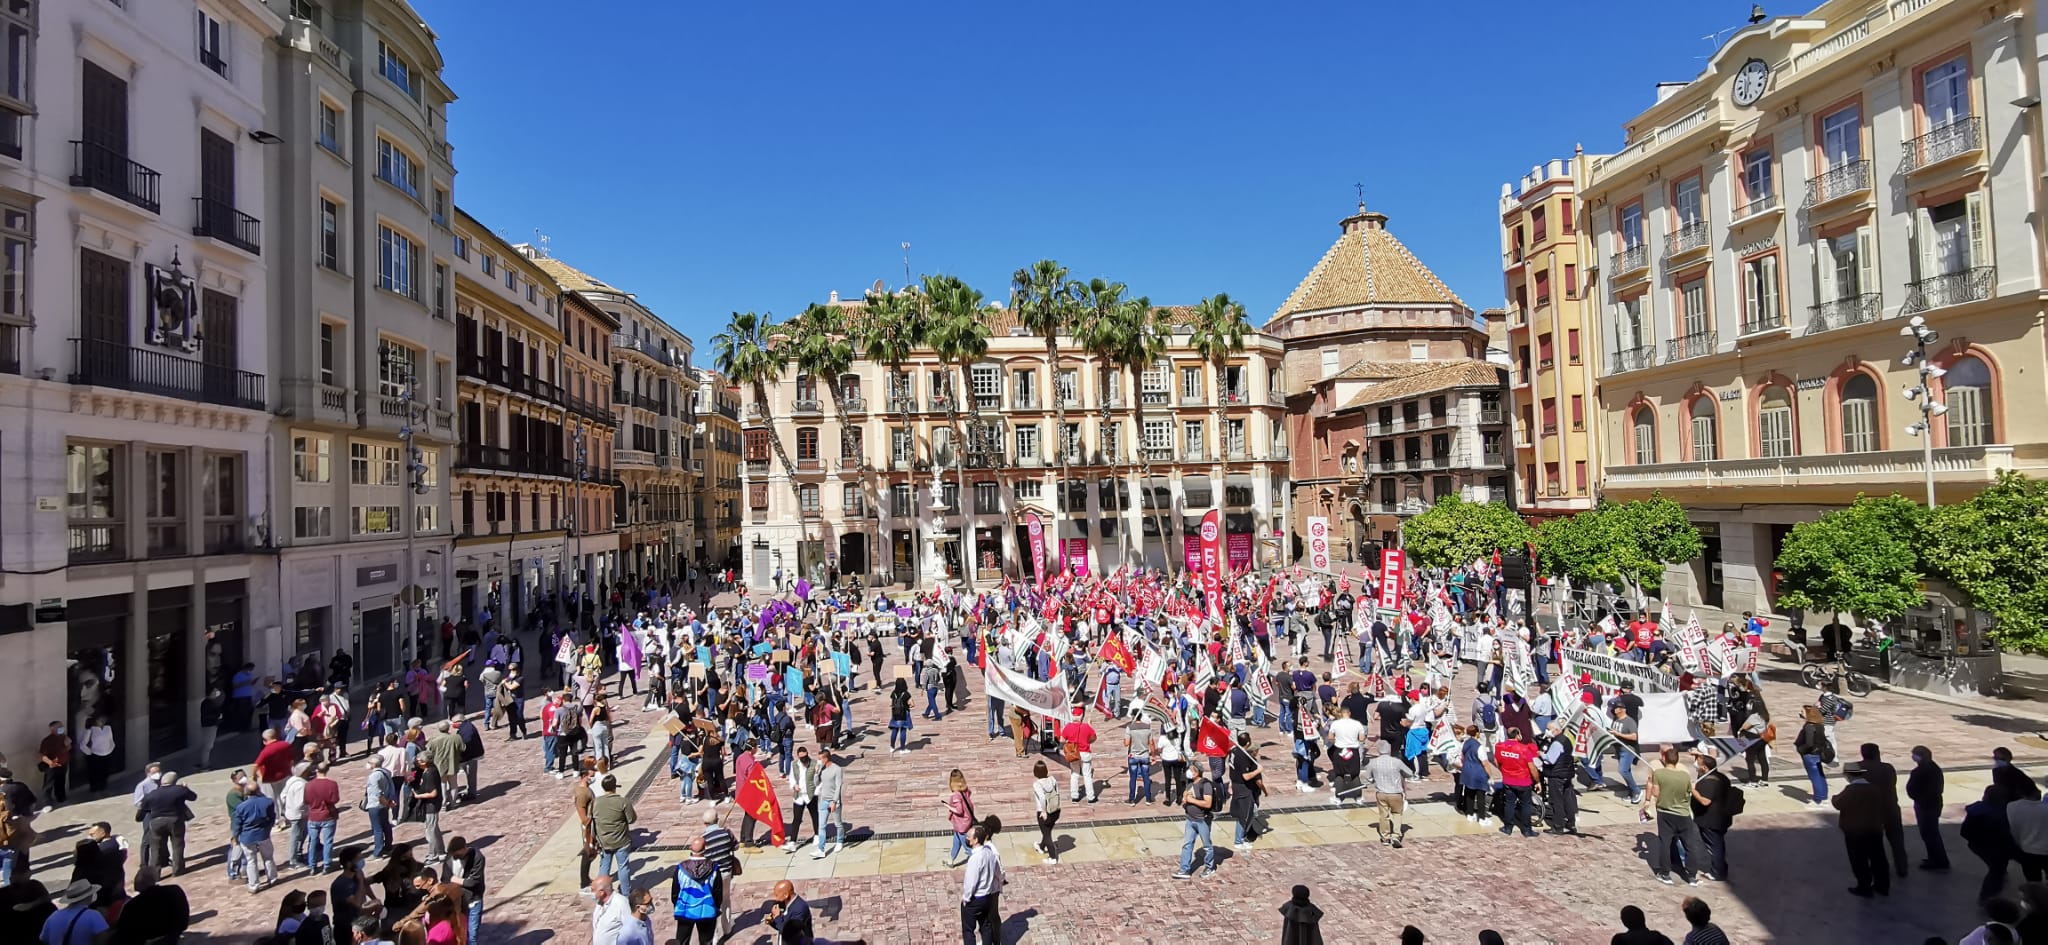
1030, 760, 1061, 865
1907, 745, 1950, 871
593, 774, 639, 889
1834, 760, 1892, 897
1173, 764, 1217, 879
1643, 747, 1705, 887
1278, 884, 1324, 945
943, 770, 976, 867
958, 822, 1004, 945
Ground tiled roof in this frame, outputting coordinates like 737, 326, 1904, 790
529, 256, 617, 294
1336, 359, 1504, 411
1270, 207, 1468, 324
1332, 359, 1442, 381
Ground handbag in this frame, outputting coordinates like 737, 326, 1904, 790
1061, 741, 1081, 763
1759, 722, 1778, 744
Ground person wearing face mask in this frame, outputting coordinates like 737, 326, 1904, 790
1906, 746, 1950, 872
294, 889, 334, 945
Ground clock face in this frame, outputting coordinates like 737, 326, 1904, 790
1732, 59, 1771, 106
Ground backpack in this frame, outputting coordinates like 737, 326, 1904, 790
673, 863, 717, 920
1723, 777, 1748, 817
1477, 698, 1498, 730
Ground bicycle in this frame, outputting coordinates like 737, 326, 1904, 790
1798, 656, 1873, 697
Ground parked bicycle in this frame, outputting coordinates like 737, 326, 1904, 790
1799, 655, 1874, 697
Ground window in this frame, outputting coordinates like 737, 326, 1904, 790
1619, 202, 1644, 248
796, 427, 818, 462
1534, 269, 1550, 307
1409, 342, 1428, 361
197, 11, 228, 78
481, 254, 496, 277
414, 504, 438, 533
1816, 226, 1875, 304
1056, 369, 1078, 407
1632, 408, 1656, 465
505, 269, 516, 291
432, 263, 448, 319
1566, 329, 1581, 364
318, 198, 340, 269
890, 483, 912, 517
318, 322, 338, 385
378, 226, 419, 299
970, 365, 999, 410
292, 506, 332, 539
1742, 254, 1781, 332
0, 2, 29, 158
748, 482, 769, 510
292, 435, 331, 483
1740, 148, 1773, 210
1821, 105, 1862, 166
1143, 419, 1171, 454
1679, 279, 1708, 338
1758, 388, 1795, 459
798, 484, 820, 513
417, 448, 439, 488
1560, 198, 1575, 234
1180, 366, 1202, 403
1225, 419, 1246, 456
526, 283, 537, 303
1570, 395, 1584, 431
432, 186, 448, 227
974, 481, 999, 514
1689, 398, 1717, 461
376, 139, 420, 199
452, 235, 468, 261
377, 40, 419, 100
839, 426, 862, 462
0, 207, 23, 365
1531, 206, 1547, 243
378, 343, 417, 397
1182, 420, 1204, 458
1015, 425, 1039, 460
351, 505, 401, 535
1944, 356, 1993, 446
1015, 480, 1042, 501
1673, 176, 1702, 227
842, 484, 864, 516
1011, 368, 1037, 408
889, 428, 912, 464
1922, 56, 1971, 129
318, 103, 341, 153
1920, 194, 1987, 278
1563, 264, 1578, 298
1319, 349, 1339, 379
1841, 374, 1878, 453
145, 450, 183, 555
1100, 421, 1122, 459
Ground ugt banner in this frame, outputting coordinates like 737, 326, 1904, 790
1026, 512, 1047, 587
1199, 509, 1224, 626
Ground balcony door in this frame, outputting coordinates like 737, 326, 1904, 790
199, 129, 234, 231
82, 61, 129, 156
201, 289, 239, 404
1673, 177, 1702, 227
80, 249, 131, 385
1922, 58, 1970, 129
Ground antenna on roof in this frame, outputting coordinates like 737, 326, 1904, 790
532, 228, 551, 259
871, 278, 885, 297
901, 242, 912, 285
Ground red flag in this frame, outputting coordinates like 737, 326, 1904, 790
1093, 679, 1114, 719
976, 630, 988, 671
734, 750, 785, 847
1098, 634, 1137, 676
443, 647, 473, 673
1195, 718, 1234, 758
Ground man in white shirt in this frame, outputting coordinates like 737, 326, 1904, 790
958, 823, 1004, 945
131, 761, 164, 808
588, 874, 633, 945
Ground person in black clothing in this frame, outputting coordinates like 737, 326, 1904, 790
1834, 761, 1892, 896
1907, 746, 1949, 871
866, 636, 886, 691
1609, 904, 1674, 945
1375, 693, 1408, 750
1860, 743, 1909, 879
1962, 783, 2016, 901
1690, 753, 1735, 881
112, 866, 189, 945
441, 667, 469, 720
1338, 683, 1373, 730
138, 771, 198, 876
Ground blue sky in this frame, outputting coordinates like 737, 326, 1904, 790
418, 0, 1753, 349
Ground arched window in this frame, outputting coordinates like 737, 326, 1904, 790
1689, 397, 1717, 461
1840, 375, 1878, 453
1758, 387, 1795, 458
1632, 407, 1657, 464
1945, 356, 1993, 446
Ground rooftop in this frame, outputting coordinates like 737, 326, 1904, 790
1336, 359, 1504, 411
1269, 204, 1469, 325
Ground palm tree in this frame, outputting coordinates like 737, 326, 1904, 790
923, 274, 991, 587
851, 287, 929, 584
713, 311, 800, 558
1186, 293, 1251, 522
1011, 260, 1079, 565
1077, 288, 1171, 573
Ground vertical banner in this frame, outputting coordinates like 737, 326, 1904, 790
1025, 512, 1047, 588
1062, 538, 1091, 578
1378, 548, 1406, 613
1199, 509, 1224, 626
1306, 516, 1331, 573
1226, 531, 1252, 571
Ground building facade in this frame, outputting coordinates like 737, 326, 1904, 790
0, 0, 285, 773
1270, 204, 1509, 559
742, 301, 1292, 590
267, 0, 457, 689
1500, 156, 1602, 516
1580, 0, 2045, 617
534, 256, 696, 586
447, 214, 617, 626
694, 368, 745, 573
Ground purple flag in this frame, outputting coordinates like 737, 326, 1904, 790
794, 578, 812, 601
619, 625, 644, 680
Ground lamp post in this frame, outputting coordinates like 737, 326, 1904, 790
397, 362, 430, 666
1900, 314, 1949, 508
561, 426, 587, 628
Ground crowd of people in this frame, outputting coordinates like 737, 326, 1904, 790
0, 557, 2042, 944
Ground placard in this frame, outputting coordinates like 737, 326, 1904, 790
1306, 516, 1331, 573
1377, 549, 1406, 613
772, 649, 791, 664
688, 663, 706, 680
893, 665, 912, 681
1559, 647, 1677, 695
745, 663, 770, 683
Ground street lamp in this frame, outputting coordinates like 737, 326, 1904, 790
1900, 315, 1948, 508
560, 426, 587, 628
396, 360, 431, 664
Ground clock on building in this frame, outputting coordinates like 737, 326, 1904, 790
1731, 58, 1771, 107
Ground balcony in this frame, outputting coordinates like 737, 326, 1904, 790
69, 339, 265, 410
792, 398, 821, 415
1140, 390, 1170, 407
745, 457, 769, 475
744, 403, 768, 424
457, 445, 569, 478
616, 448, 657, 469
928, 393, 956, 413
1220, 389, 1251, 407
611, 332, 675, 367
1662, 220, 1710, 264
837, 456, 867, 474
1665, 330, 1716, 363
1182, 447, 1207, 463
1802, 160, 1872, 209
1732, 191, 1779, 223
1609, 345, 1657, 375
1479, 406, 1504, 424
841, 394, 867, 414
193, 197, 261, 254
1141, 446, 1173, 463
1011, 393, 1038, 410
1900, 117, 1984, 176
1605, 444, 2015, 495
794, 457, 824, 474
1806, 293, 1884, 334
1178, 392, 1206, 407
886, 395, 917, 413
1903, 267, 1995, 314
69, 524, 126, 565
69, 140, 162, 213
205, 519, 244, 555
1738, 308, 1787, 337
1610, 244, 1647, 278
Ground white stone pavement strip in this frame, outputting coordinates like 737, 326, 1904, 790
500, 721, 673, 898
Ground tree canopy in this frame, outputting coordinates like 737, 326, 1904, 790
1534, 494, 1702, 594
1401, 495, 1534, 569
1774, 494, 1926, 622
1923, 472, 2048, 651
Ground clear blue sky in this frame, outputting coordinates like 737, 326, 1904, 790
417, 0, 1755, 348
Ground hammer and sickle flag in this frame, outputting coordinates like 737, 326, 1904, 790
734, 749, 785, 847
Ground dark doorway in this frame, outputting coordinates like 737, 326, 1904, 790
838, 533, 869, 579
359, 606, 394, 679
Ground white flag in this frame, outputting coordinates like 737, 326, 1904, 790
982, 657, 1071, 719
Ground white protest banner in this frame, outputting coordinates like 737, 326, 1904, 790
982, 656, 1071, 719
1637, 692, 1694, 744
1559, 647, 1679, 697
1457, 624, 1491, 662
1306, 516, 1332, 573
1378, 549, 1407, 613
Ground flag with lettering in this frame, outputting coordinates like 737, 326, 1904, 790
1099, 634, 1137, 677
1333, 645, 1351, 678
1252, 667, 1275, 702
1195, 717, 1234, 758
734, 749, 786, 846
1193, 647, 1216, 689
1297, 703, 1321, 741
